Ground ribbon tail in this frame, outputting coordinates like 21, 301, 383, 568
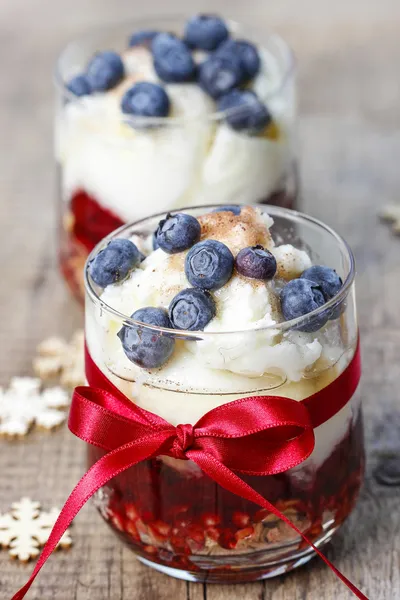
188, 449, 369, 600
11, 433, 169, 600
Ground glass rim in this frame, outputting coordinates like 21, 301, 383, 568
53, 14, 295, 127
84, 204, 356, 338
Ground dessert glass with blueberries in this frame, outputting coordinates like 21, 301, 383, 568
84, 203, 364, 583
55, 14, 297, 301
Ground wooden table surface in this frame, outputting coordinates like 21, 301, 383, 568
1, 0, 400, 598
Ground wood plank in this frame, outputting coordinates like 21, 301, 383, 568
1, 0, 400, 598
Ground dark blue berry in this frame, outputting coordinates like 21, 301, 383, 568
301, 265, 344, 320
155, 213, 201, 254
212, 205, 241, 215
86, 51, 125, 91
184, 14, 229, 51
185, 240, 234, 290
218, 90, 271, 133
121, 82, 170, 123
152, 232, 159, 250
236, 245, 277, 280
216, 39, 261, 80
151, 33, 196, 83
129, 30, 159, 48
300, 266, 342, 300
280, 278, 328, 332
169, 288, 216, 331
66, 74, 91, 97
198, 54, 244, 99
89, 238, 141, 287
118, 307, 175, 369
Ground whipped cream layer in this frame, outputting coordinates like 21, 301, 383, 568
56, 46, 294, 222
86, 207, 358, 470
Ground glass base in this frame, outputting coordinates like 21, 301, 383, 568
135, 526, 338, 583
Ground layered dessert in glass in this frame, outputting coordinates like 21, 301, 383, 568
83, 204, 363, 583
55, 14, 297, 300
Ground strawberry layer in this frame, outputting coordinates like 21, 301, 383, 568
70, 190, 124, 252
89, 413, 364, 572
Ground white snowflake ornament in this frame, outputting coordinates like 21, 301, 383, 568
33, 329, 85, 388
0, 377, 70, 437
0, 497, 72, 561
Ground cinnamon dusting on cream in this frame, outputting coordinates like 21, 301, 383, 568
198, 207, 273, 256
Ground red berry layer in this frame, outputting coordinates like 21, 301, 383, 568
70, 190, 124, 252
88, 413, 364, 574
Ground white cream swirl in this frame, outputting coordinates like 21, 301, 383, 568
56, 46, 294, 222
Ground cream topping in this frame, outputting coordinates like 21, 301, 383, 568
96, 207, 323, 385
56, 47, 293, 222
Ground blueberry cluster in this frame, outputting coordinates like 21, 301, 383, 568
66, 14, 272, 134
67, 51, 125, 96
89, 209, 344, 370
280, 266, 343, 332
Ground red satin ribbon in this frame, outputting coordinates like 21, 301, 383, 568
11, 341, 368, 600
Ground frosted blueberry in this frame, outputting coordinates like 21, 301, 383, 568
86, 51, 125, 91
118, 307, 175, 368
184, 14, 229, 51
89, 239, 141, 288
155, 213, 201, 254
218, 90, 271, 133
151, 33, 196, 82
169, 288, 216, 331
185, 240, 234, 290
280, 278, 328, 332
236, 245, 277, 280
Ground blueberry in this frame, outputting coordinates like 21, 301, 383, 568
216, 39, 261, 80
121, 82, 170, 123
236, 245, 277, 280
118, 307, 175, 369
198, 54, 244, 99
66, 74, 91, 97
184, 14, 229, 51
155, 213, 201, 254
86, 51, 125, 91
280, 278, 328, 333
212, 205, 241, 215
300, 266, 342, 300
301, 265, 344, 320
129, 30, 159, 48
88, 238, 141, 287
151, 33, 196, 83
152, 232, 159, 250
218, 90, 271, 133
185, 240, 234, 290
169, 288, 216, 331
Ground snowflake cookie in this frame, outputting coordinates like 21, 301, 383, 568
0, 377, 70, 436
0, 497, 72, 561
33, 329, 85, 388
379, 205, 400, 234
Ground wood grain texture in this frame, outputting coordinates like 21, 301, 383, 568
1, 0, 400, 598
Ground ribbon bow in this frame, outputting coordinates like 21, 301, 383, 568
11, 342, 368, 600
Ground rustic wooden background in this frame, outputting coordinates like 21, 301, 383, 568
1, 0, 400, 598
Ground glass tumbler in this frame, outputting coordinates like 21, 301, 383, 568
84, 205, 363, 583
55, 15, 297, 301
